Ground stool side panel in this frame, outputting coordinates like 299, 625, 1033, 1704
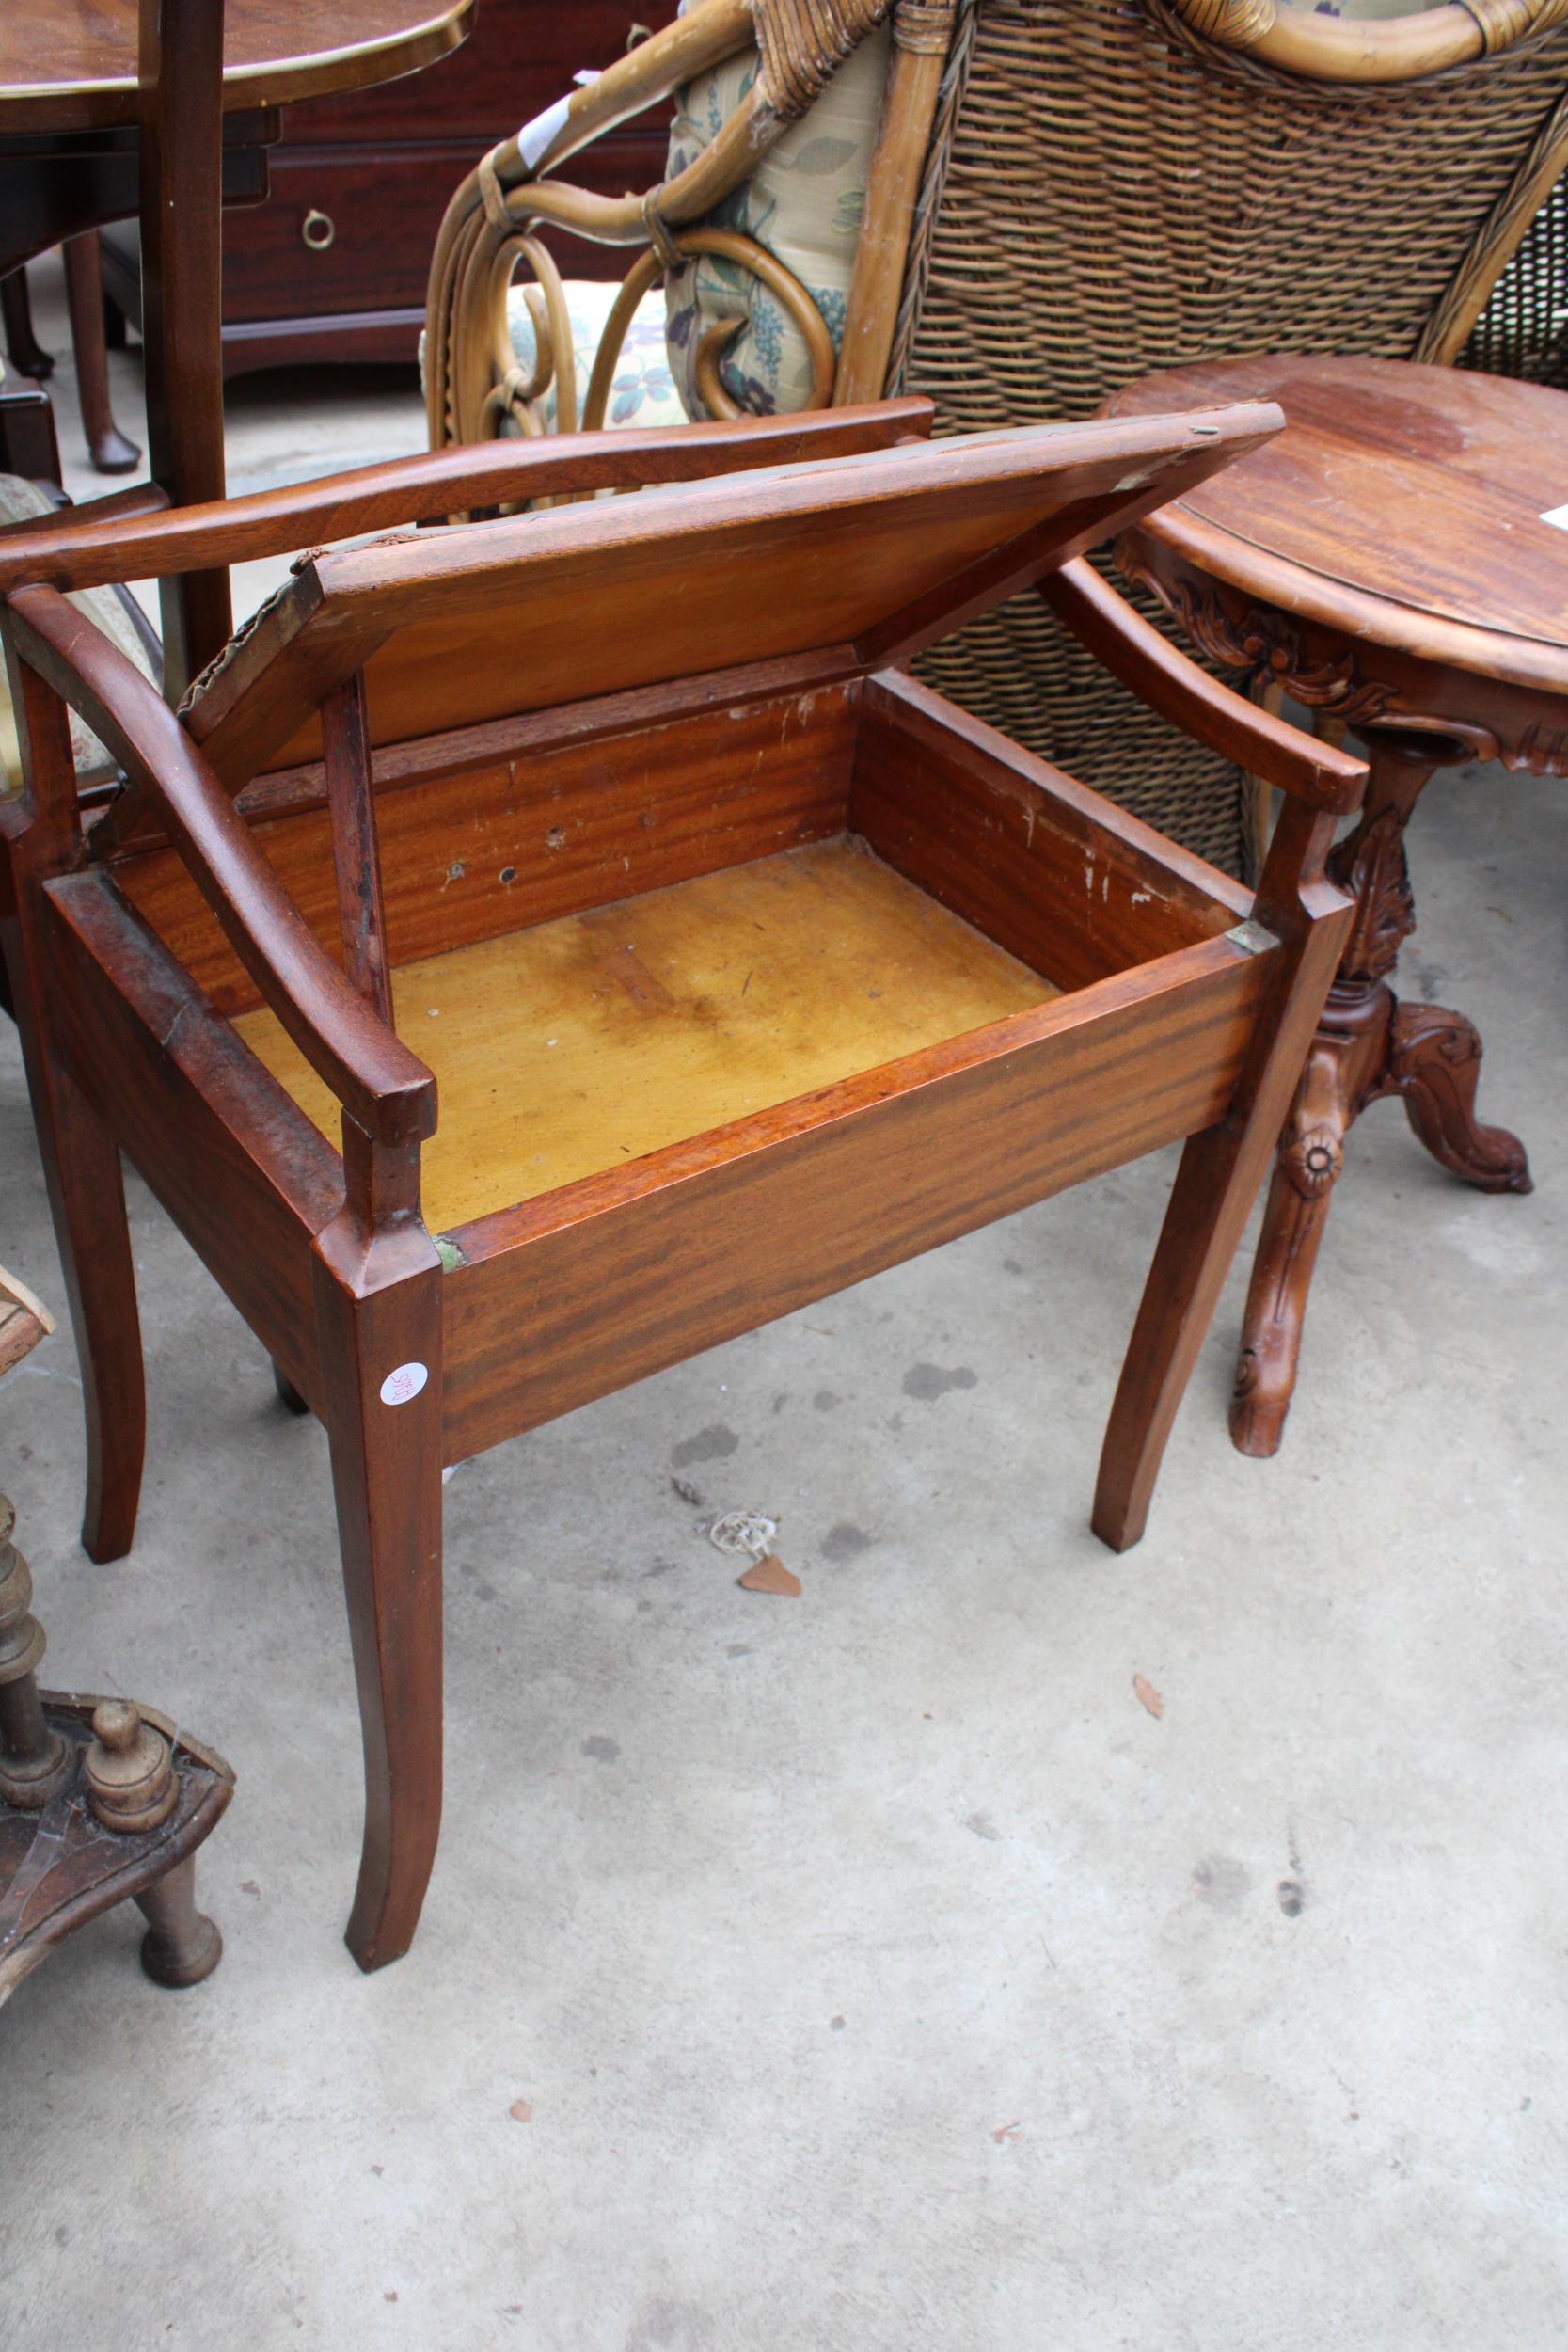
437, 945, 1266, 1459
852, 676, 1249, 992
117, 681, 863, 1016
41, 872, 339, 1406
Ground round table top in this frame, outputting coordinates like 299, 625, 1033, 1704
1108, 356, 1568, 691
0, 0, 472, 135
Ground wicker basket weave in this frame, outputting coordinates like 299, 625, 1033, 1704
895, 0, 1568, 873
1467, 179, 1568, 384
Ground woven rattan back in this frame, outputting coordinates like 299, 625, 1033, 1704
1470, 180, 1568, 383
896, 0, 1568, 870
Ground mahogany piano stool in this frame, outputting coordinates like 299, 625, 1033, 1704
0, 400, 1366, 1968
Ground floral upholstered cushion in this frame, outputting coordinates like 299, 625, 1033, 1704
502, 277, 687, 434
0, 472, 158, 791
662, 12, 891, 419
496, 8, 890, 436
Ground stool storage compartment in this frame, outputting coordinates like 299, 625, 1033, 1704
1, 405, 1365, 1968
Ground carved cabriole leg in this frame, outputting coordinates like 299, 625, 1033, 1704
1385, 998, 1532, 1194
1230, 732, 1529, 1456
0, 651, 147, 1561
311, 1123, 445, 1972
1229, 993, 1389, 1456
1229, 737, 1428, 1454
1092, 796, 1354, 1552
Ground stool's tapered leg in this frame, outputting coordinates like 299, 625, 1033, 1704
3, 655, 146, 1563
312, 1134, 444, 1973
1094, 800, 1354, 1552
8, 1042, 147, 1563
272, 1361, 310, 1416
51, 1065, 146, 1564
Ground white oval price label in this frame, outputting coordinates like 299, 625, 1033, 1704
379, 1361, 429, 1406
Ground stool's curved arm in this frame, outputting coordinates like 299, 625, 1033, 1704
1040, 557, 1368, 816
0, 405, 930, 598
4, 587, 435, 1151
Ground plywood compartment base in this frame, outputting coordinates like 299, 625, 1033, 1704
234, 837, 1056, 1232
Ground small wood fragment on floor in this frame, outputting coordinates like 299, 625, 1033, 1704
736, 1554, 800, 1597
1132, 1673, 1164, 1719
508, 2098, 532, 2123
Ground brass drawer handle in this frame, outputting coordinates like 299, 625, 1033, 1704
301, 208, 336, 253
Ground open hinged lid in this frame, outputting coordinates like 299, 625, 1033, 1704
177, 405, 1280, 792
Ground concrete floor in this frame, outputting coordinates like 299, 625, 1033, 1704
2, 261, 1566, 2351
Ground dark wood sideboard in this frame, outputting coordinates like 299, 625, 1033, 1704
100, 0, 681, 379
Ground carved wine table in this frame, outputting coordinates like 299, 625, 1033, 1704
1105, 357, 1556, 1457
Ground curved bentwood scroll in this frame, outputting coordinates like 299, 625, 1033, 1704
1164, 0, 1568, 81
427, 0, 883, 453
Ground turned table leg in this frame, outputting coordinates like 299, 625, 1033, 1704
0, 1497, 75, 1809
135, 1854, 224, 1987
63, 233, 141, 476
1230, 734, 1530, 1457
1, 267, 53, 379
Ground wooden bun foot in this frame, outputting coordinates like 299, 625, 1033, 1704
136, 1856, 224, 1987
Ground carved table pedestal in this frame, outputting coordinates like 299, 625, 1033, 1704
1107, 358, 1556, 1454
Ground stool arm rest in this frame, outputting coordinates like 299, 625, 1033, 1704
0, 485, 170, 547
5, 587, 435, 1152
0, 406, 932, 601
1040, 558, 1368, 818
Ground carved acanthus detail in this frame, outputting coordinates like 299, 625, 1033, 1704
1510, 720, 1568, 777
1162, 575, 1397, 728
1328, 805, 1417, 986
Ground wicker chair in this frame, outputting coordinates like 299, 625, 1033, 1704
425, 0, 1568, 873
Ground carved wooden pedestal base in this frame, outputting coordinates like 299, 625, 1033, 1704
1230, 736, 1531, 1457
0, 1486, 233, 2003
0, 1692, 233, 2003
